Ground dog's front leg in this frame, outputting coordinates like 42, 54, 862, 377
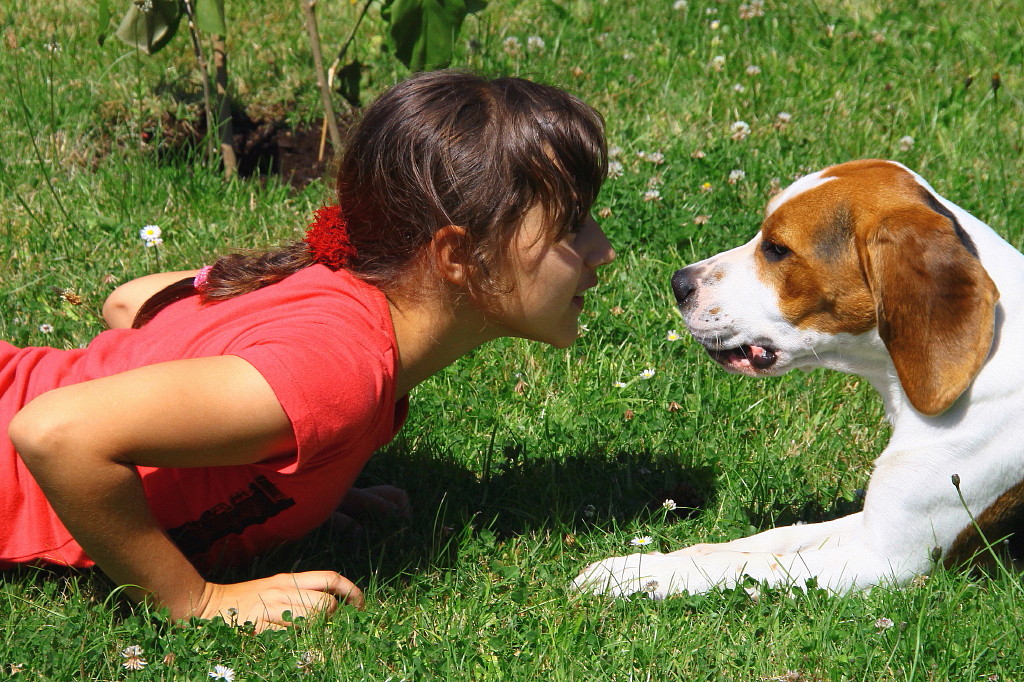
667, 512, 864, 557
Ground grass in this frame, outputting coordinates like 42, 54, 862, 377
2, 0, 1024, 679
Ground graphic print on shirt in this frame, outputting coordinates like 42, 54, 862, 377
166, 475, 295, 555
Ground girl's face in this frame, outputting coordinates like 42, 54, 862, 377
484, 204, 616, 348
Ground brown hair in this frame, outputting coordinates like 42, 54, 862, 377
133, 70, 606, 328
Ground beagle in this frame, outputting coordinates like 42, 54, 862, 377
575, 159, 1024, 598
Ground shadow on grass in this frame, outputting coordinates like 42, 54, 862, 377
240, 441, 719, 588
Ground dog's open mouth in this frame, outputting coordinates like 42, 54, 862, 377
706, 344, 778, 372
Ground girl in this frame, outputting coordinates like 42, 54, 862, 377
1, 70, 615, 632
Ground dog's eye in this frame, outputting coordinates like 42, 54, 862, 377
761, 240, 790, 262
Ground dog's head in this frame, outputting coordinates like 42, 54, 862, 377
673, 159, 998, 416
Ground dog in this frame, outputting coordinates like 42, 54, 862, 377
575, 159, 1024, 598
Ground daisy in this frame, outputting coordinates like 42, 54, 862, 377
710, 19, 721, 30
39, 324, 54, 334
139, 224, 161, 242
614, 381, 627, 388
210, 665, 236, 681
666, 329, 681, 341
639, 368, 656, 379
630, 535, 654, 547
700, 182, 713, 193
144, 237, 163, 248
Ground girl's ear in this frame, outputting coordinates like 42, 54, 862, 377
431, 225, 470, 287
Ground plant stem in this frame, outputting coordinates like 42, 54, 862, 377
182, 0, 217, 166
301, 0, 342, 160
211, 34, 238, 179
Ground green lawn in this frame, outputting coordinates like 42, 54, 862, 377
2, 0, 1023, 679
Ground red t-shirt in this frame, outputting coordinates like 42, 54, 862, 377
0, 265, 406, 569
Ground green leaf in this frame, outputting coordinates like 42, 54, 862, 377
114, 0, 184, 55
382, 0, 486, 72
194, 0, 227, 36
97, 0, 112, 46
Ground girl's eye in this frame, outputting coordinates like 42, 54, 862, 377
761, 240, 790, 262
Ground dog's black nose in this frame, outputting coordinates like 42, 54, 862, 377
672, 267, 698, 307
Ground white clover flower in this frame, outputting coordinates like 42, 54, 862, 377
711, 55, 726, 71
777, 111, 793, 124
639, 368, 656, 379
746, 64, 761, 76
44, 41, 63, 53
728, 169, 746, 184
608, 160, 624, 178
614, 381, 627, 388
121, 646, 144, 658
730, 120, 751, 141
209, 665, 236, 681
122, 656, 148, 671
630, 535, 654, 547
39, 324, 54, 334
666, 329, 681, 341
622, 51, 635, 60
527, 36, 545, 51
874, 617, 895, 630
609, 145, 624, 158
646, 151, 665, 165
643, 189, 661, 202
673, 0, 688, 9
503, 36, 521, 54
733, 83, 746, 93
898, 135, 915, 151
662, 499, 678, 510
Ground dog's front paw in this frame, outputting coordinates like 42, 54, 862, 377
573, 553, 714, 598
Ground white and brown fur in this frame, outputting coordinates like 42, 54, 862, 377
575, 159, 1024, 597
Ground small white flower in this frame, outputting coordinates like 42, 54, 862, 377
746, 64, 761, 76
643, 189, 661, 202
711, 55, 726, 71
608, 160, 624, 178
710, 19, 721, 30
642, 580, 660, 593
645, 151, 665, 165
209, 665, 236, 681
139, 224, 161, 242
898, 135, 915, 151
728, 169, 746, 184
608, 145, 624, 158
503, 36, 521, 54
630, 535, 654, 547
44, 41, 63, 53
730, 120, 751, 141
39, 324, 54, 334
733, 83, 746, 93
776, 111, 793, 124
121, 646, 144, 658
639, 368, 655, 379
673, 0, 688, 9
144, 237, 163, 248
662, 499, 678, 510
622, 51, 635, 60
614, 381, 627, 388
874, 617, 895, 630
578, 323, 590, 333
527, 35, 545, 51
666, 329, 681, 341
122, 656, 148, 671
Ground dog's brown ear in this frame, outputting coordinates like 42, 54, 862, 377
860, 201, 998, 416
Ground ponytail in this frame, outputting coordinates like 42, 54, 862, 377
131, 241, 314, 329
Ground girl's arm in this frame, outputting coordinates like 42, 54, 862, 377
8, 355, 362, 631
103, 270, 200, 329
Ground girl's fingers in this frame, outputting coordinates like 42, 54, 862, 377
284, 571, 365, 608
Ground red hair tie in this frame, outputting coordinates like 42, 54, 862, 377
305, 204, 356, 269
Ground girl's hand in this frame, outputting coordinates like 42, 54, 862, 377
198, 571, 364, 632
